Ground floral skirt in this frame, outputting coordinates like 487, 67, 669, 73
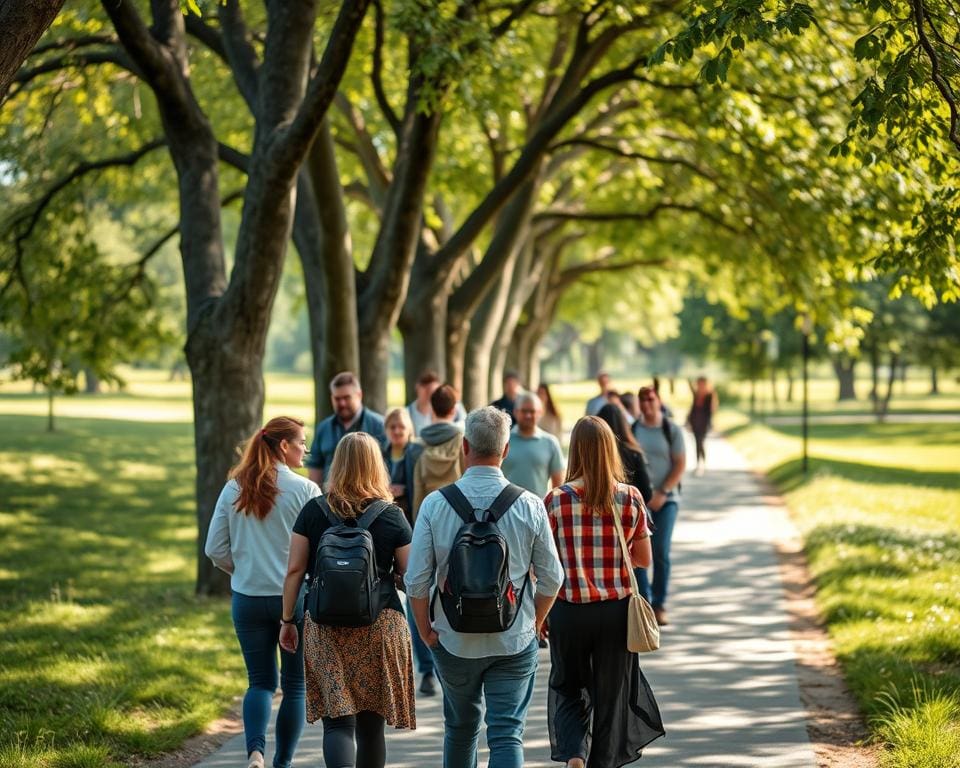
303, 607, 416, 729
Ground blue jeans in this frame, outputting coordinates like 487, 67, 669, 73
232, 592, 306, 768
431, 639, 539, 768
404, 595, 434, 675
635, 500, 679, 609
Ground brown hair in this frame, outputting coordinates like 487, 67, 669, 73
417, 370, 440, 387
565, 416, 624, 516
537, 382, 560, 419
325, 432, 392, 520
430, 383, 458, 418
229, 416, 305, 520
596, 403, 641, 452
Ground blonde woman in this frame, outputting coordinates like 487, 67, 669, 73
543, 416, 664, 768
204, 417, 321, 768
280, 433, 415, 767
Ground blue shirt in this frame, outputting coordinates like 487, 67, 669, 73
501, 426, 565, 497
304, 407, 386, 479
405, 465, 563, 659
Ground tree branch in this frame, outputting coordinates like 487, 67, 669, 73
10, 139, 167, 246
371, 0, 400, 135
30, 33, 118, 58
912, 0, 960, 152
12, 49, 141, 94
275, 0, 372, 177
217, 0, 260, 111
536, 201, 743, 235
431, 56, 647, 277
549, 137, 718, 181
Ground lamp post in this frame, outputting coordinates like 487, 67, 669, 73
801, 315, 812, 474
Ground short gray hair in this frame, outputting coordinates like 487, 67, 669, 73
464, 406, 511, 458
514, 391, 541, 411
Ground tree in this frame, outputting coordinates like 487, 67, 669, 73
0, 199, 170, 430
0, 0, 65, 102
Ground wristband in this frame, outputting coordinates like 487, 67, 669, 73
281, 617, 297, 625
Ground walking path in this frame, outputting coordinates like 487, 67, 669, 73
194, 435, 817, 767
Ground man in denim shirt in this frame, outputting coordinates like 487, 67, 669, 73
406, 407, 563, 768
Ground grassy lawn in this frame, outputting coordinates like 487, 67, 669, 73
0, 414, 247, 767
726, 417, 960, 768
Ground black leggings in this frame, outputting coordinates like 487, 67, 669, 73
693, 429, 707, 463
322, 711, 385, 768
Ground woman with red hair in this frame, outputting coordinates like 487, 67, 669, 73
205, 416, 321, 768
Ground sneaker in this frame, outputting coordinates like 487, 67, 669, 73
419, 672, 437, 696
653, 607, 669, 626
247, 752, 265, 768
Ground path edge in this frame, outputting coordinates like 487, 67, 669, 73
747, 464, 880, 768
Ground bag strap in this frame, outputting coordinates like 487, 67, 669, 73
356, 499, 391, 530
611, 501, 641, 599
317, 496, 340, 527
486, 483, 525, 524
661, 417, 674, 448
438, 483, 476, 524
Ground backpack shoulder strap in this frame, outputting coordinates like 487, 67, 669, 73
438, 483, 475, 524
356, 499, 391, 530
317, 496, 341, 527
486, 483, 525, 524
661, 417, 674, 448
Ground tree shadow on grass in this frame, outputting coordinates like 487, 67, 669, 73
768, 456, 960, 493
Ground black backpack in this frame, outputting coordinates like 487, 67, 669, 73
307, 498, 391, 628
431, 482, 529, 634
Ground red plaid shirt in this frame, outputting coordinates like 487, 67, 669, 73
544, 483, 647, 603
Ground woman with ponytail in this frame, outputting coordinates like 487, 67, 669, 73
205, 417, 322, 768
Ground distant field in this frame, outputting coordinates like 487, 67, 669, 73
727, 418, 960, 768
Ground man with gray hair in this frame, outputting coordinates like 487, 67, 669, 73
405, 406, 563, 768
501, 391, 565, 497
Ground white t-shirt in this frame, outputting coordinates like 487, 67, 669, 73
204, 463, 321, 596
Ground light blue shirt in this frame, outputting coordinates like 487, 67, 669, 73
405, 465, 563, 659
205, 464, 321, 596
501, 426, 565, 497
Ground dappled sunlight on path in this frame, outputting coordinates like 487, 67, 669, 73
193, 435, 815, 767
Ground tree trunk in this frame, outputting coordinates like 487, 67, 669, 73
187, 332, 264, 596
295, 118, 359, 426
463, 265, 518, 409
770, 368, 779, 407
47, 387, 55, 432
869, 343, 879, 402
399, 287, 449, 402
832, 357, 857, 401
876, 351, 899, 422
585, 339, 603, 379
357, 88, 445, 412
446, 316, 469, 400
786, 369, 794, 403
83, 367, 101, 394
0, 0, 66, 102
749, 378, 756, 417
931, 365, 939, 395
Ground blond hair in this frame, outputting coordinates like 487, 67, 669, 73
384, 407, 414, 435
565, 416, 624, 516
325, 432, 392, 519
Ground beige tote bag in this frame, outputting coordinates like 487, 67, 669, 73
612, 503, 660, 653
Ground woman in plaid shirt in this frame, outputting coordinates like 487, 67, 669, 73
543, 417, 664, 768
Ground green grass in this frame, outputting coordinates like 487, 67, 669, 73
0, 414, 245, 767
727, 418, 960, 768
